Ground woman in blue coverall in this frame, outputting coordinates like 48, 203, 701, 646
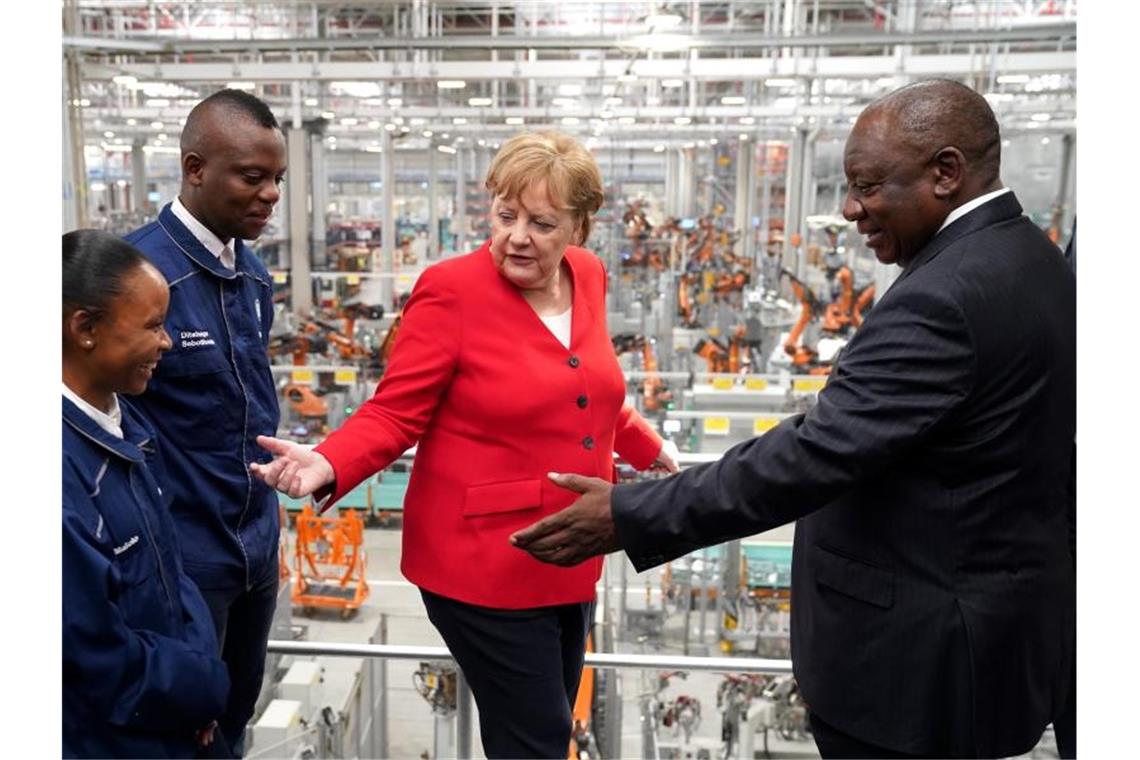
62, 229, 230, 757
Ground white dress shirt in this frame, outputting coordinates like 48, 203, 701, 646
63, 383, 123, 439
171, 196, 236, 270
937, 187, 1012, 235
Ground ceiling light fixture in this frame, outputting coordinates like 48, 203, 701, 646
438, 145, 458, 154
437, 80, 466, 89
721, 96, 747, 105
506, 117, 524, 125
469, 97, 493, 107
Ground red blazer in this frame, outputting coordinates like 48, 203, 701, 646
315, 241, 663, 608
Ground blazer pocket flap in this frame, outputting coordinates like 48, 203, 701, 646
156, 348, 230, 378
463, 479, 543, 517
811, 544, 895, 609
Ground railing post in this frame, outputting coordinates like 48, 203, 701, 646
456, 670, 474, 758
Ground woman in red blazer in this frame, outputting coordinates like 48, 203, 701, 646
252, 131, 674, 758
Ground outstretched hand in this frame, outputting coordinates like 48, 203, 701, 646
250, 435, 335, 498
509, 472, 619, 566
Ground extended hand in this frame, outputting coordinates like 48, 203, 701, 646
250, 435, 335, 498
195, 721, 217, 748
509, 473, 619, 566
654, 439, 681, 473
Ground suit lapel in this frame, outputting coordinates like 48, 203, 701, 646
897, 192, 1024, 283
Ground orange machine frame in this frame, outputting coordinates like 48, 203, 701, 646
292, 504, 370, 617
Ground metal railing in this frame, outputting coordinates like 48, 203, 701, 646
267, 639, 791, 674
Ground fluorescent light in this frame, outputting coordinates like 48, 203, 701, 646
709, 137, 718, 145
765, 78, 797, 88
469, 97, 493, 107
673, 116, 692, 125
437, 80, 466, 89
330, 81, 381, 98
126, 118, 137, 126
453, 117, 468, 125
423, 130, 434, 137
1002, 139, 1011, 147
384, 123, 397, 131
739, 116, 755, 125
90, 182, 107, 191
505, 117, 524, 125
617, 116, 636, 125
387, 97, 403, 107
558, 84, 583, 97
624, 33, 690, 52
327, 136, 336, 142
364, 146, 383, 153
116, 180, 128, 187
477, 138, 486, 146
997, 74, 1030, 84
368, 120, 381, 129
79, 98, 91, 107
552, 97, 578, 108
341, 117, 358, 126
604, 97, 623, 107
103, 131, 115, 138
1041, 137, 1051, 145
304, 97, 318, 107
653, 145, 666, 153
683, 142, 695, 149
112, 75, 137, 86
226, 81, 255, 91
662, 78, 684, 89
400, 126, 410, 133
146, 99, 170, 108
438, 145, 457, 154
721, 95, 747, 105
739, 133, 750, 140
1031, 113, 1052, 122
410, 117, 426, 126
561, 116, 580, 125
646, 13, 683, 29
321, 111, 335, 119
150, 121, 163, 129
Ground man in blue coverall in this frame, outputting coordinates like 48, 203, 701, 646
125, 89, 287, 757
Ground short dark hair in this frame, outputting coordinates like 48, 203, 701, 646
180, 89, 281, 157
62, 230, 150, 317
197, 88, 279, 130
873, 79, 1002, 185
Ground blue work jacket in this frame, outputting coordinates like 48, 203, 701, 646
126, 204, 281, 590
63, 396, 229, 758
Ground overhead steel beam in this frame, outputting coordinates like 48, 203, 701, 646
80, 50, 1074, 83
63, 22, 1075, 54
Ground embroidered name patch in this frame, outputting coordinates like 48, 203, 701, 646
180, 330, 217, 349
113, 535, 140, 555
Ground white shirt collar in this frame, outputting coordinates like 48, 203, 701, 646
62, 383, 123, 439
937, 187, 1012, 234
171, 196, 235, 269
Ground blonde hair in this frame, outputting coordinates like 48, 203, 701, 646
484, 131, 605, 245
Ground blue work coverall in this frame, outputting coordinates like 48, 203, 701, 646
63, 396, 229, 757
126, 203, 282, 753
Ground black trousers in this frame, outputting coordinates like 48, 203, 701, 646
420, 588, 594, 759
810, 713, 927, 759
197, 561, 281, 758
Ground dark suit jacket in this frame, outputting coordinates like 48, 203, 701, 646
613, 192, 1075, 758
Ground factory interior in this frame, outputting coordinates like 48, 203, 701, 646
46, 1, 1110, 758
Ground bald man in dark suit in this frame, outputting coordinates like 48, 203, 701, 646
513, 80, 1075, 759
